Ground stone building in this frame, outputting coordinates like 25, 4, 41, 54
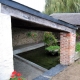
0, 0, 78, 80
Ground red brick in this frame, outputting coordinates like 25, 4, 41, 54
60, 32, 76, 65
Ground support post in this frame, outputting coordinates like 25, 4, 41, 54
60, 32, 76, 65
0, 13, 14, 80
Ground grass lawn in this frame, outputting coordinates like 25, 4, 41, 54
76, 42, 80, 52
18, 46, 60, 69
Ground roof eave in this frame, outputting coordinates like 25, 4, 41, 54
0, 0, 78, 30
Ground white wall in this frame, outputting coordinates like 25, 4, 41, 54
0, 13, 14, 80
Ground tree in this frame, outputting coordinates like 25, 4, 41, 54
44, 0, 80, 15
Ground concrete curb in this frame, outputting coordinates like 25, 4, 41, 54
14, 55, 48, 72
33, 64, 67, 80
13, 42, 45, 55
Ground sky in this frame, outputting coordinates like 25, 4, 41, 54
13, 0, 45, 12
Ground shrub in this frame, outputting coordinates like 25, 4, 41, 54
45, 45, 60, 55
45, 45, 60, 52
43, 32, 60, 55
43, 32, 58, 46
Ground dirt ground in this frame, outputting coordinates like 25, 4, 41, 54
51, 59, 80, 80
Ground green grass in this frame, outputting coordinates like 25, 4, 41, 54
18, 46, 60, 69
76, 42, 80, 52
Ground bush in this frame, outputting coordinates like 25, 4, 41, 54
43, 32, 58, 46
43, 32, 60, 55
45, 45, 60, 55
45, 45, 60, 52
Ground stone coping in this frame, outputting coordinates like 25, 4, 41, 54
13, 42, 45, 55
74, 52, 80, 61
14, 55, 48, 72
33, 64, 67, 80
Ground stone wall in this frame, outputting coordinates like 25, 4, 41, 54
12, 27, 44, 47
14, 55, 47, 80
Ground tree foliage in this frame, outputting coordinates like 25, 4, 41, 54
44, 0, 80, 15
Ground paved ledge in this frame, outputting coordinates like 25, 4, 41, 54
33, 64, 67, 80
14, 55, 47, 80
13, 42, 45, 55
74, 52, 80, 61
14, 55, 48, 72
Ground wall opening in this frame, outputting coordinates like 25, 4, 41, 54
11, 17, 60, 79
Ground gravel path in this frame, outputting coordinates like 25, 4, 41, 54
51, 59, 80, 80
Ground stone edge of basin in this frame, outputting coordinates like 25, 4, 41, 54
33, 64, 67, 80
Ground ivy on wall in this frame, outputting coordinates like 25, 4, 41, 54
27, 31, 38, 43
